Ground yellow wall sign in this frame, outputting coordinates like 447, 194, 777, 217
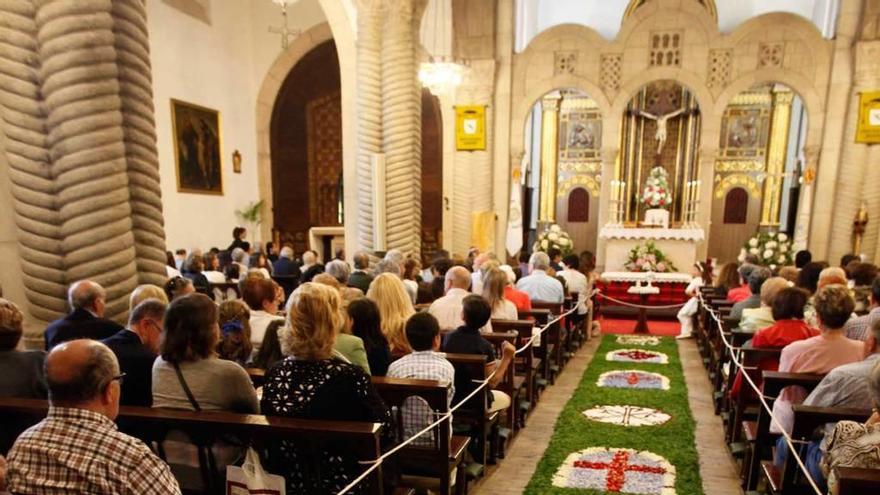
856, 91, 880, 143
455, 105, 486, 151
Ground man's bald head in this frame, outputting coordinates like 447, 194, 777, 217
445, 266, 472, 291
68, 280, 106, 316
46, 340, 119, 407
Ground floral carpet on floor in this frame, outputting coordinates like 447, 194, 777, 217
524, 332, 703, 494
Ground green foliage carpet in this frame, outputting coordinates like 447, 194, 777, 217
524, 335, 704, 494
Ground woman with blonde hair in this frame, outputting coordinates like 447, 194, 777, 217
366, 273, 415, 353
482, 267, 518, 321
261, 283, 391, 493
129, 284, 168, 310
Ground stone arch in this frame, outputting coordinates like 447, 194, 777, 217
611, 69, 714, 136
255, 23, 336, 241
713, 72, 821, 146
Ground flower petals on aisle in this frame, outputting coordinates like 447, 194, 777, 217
606, 349, 669, 364
582, 405, 671, 427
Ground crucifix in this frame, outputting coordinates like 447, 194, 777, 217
630, 108, 690, 155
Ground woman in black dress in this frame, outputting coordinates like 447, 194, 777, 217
260, 283, 391, 494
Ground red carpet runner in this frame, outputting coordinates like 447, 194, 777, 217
599, 317, 682, 336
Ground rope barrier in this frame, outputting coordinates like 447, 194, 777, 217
697, 293, 823, 495
595, 291, 688, 310
336, 301, 583, 494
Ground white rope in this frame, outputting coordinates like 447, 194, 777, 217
697, 293, 823, 495
596, 291, 687, 310
335, 303, 581, 494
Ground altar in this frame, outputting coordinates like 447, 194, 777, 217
600, 227, 704, 273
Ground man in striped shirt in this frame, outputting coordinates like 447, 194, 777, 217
6, 339, 180, 494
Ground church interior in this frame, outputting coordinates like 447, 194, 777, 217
2, 0, 880, 494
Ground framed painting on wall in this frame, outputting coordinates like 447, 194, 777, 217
171, 98, 223, 195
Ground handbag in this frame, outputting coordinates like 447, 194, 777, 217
226, 448, 286, 494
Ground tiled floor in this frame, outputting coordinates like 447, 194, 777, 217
472, 334, 743, 494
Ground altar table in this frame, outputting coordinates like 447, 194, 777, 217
600, 227, 704, 273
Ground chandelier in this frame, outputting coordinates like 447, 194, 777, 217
418, 0, 466, 95
269, 0, 301, 50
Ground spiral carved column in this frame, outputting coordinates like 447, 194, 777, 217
381, 0, 426, 255
109, 0, 167, 285
0, 0, 67, 321
35, 0, 140, 320
354, 0, 383, 251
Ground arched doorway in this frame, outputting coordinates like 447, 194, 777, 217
709, 82, 808, 263
522, 88, 602, 254
270, 40, 341, 255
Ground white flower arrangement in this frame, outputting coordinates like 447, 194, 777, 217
738, 230, 794, 268
640, 166, 673, 209
533, 224, 574, 256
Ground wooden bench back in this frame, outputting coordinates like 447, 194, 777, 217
0, 397, 384, 493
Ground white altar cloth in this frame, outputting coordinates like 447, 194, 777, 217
601, 271, 693, 284
600, 226, 705, 273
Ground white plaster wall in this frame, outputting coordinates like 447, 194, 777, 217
146, 0, 327, 251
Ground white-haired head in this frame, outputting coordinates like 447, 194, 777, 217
529, 252, 551, 271
231, 248, 246, 263
280, 246, 294, 260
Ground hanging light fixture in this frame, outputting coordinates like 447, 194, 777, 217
418, 0, 467, 95
269, 0, 301, 50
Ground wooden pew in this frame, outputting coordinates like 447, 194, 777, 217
483, 331, 519, 434
442, 353, 499, 471
518, 308, 552, 387
531, 301, 566, 380
761, 404, 871, 495
835, 467, 880, 494
743, 371, 825, 491
491, 319, 537, 423
0, 397, 385, 495
371, 376, 469, 495
725, 347, 782, 447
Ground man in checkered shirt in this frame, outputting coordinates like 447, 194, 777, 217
6, 339, 180, 494
844, 277, 880, 341
387, 312, 455, 447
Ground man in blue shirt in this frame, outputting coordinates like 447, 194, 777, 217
515, 252, 564, 303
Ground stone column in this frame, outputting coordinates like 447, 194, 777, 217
793, 146, 820, 252
760, 89, 794, 227
695, 147, 718, 260
381, 0, 427, 255
354, 0, 383, 251
538, 94, 560, 223
451, 60, 495, 255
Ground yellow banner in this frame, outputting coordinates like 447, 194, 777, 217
455, 105, 486, 151
856, 91, 880, 143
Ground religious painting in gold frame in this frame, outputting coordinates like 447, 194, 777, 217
558, 102, 601, 164
855, 91, 880, 143
171, 99, 223, 195
455, 105, 486, 150
719, 106, 771, 160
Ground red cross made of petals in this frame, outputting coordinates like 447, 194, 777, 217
574, 450, 667, 492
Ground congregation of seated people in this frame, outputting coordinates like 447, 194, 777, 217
0, 229, 599, 494
700, 249, 880, 494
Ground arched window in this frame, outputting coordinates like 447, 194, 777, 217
723, 187, 748, 224
567, 188, 589, 222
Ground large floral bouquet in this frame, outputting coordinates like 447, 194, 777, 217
623, 240, 678, 273
640, 166, 672, 209
738, 231, 793, 268
533, 224, 574, 256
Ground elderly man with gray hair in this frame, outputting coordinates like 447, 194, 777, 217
44, 280, 124, 351
5, 339, 180, 494
428, 266, 473, 331
516, 252, 564, 303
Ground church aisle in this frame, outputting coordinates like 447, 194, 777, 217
477, 326, 743, 494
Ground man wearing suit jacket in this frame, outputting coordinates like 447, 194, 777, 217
101, 299, 166, 407
348, 251, 374, 294
44, 281, 124, 350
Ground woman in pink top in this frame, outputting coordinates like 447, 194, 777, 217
772, 285, 864, 437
